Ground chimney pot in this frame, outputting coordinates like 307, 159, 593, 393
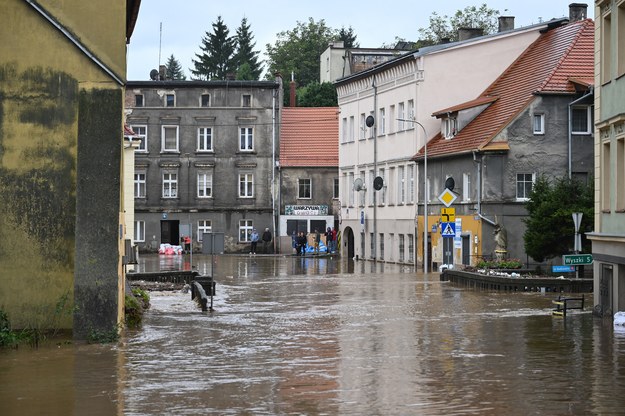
498, 16, 515, 32
569, 3, 588, 22
458, 27, 484, 41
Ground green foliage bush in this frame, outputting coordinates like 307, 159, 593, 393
476, 259, 523, 269
125, 288, 150, 329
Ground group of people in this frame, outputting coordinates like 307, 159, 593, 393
250, 227, 272, 254
292, 227, 338, 255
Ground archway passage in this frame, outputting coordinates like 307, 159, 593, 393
343, 226, 355, 259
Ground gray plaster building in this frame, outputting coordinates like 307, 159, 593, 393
413, 16, 594, 269
125, 79, 281, 253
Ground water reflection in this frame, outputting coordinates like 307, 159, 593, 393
2, 255, 625, 415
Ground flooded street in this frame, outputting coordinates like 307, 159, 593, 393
2, 254, 625, 415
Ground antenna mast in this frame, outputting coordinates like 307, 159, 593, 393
158, 22, 162, 69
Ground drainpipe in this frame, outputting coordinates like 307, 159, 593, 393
372, 74, 378, 260
272, 86, 277, 253
568, 87, 593, 179
473, 151, 496, 226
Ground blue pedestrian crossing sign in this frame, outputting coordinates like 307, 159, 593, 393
441, 222, 455, 237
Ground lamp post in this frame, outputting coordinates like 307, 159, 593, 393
398, 118, 428, 273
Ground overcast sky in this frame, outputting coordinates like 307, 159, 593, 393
126, 1, 594, 81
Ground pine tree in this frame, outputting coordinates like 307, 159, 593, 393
165, 54, 186, 80
337, 26, 359, 48
191, 16, 236, 80
233, 17, 263, 80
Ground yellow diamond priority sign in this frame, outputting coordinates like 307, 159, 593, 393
438, 188, 457, 207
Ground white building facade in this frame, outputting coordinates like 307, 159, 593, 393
335, 19, 563, 267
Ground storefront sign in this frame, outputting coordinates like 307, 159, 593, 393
285, 205, 328, 216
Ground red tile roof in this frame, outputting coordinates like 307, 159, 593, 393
416, 19, 594, 160
280, 107, 339, 167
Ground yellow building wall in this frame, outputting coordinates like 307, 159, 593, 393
418, 214, 483, 269
0, 0, 127, 332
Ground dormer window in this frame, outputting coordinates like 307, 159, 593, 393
444, 117, 457, 139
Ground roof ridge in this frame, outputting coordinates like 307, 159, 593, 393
537, 19, 591, 92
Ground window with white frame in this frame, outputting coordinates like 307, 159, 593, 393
134, 172, 146, 198
462, 173, 471, 202
379, 233, 384, 260
200, 94, 210, 107
572, 106, 592, 134
349, 116, 355, 142
198, 172, 212, 198
444, 117, 457, 139
359, 113, 366, 140
162, 171, 178, 198
408, 165, 415, 203
348, 172, 354, 206
399, 234, 405, 262
533, 114, 545, 134
359, 171, 366, 207
239, 219, 253, 242
398, 166, 405, 204
131, 125, 148, 152
408, 234, 414, 262
368, 169, 374, 205
389, 105, 395, 133
165, 93, 175, 107
161, 125, 179, 152
516, 173, 535, 200
197, 127, 213, 151
342, 117, 348, 143
398, 102, 405, 131
197, 220, 212, 241
379, 107, 386, 135
134, 220, 145, 242
242, 94, 251, 107
407, 99, 415, 121
239, 127, 253, 151
298, 178, 311, 199
239, 172, 254, 197
379, 168, 386, 205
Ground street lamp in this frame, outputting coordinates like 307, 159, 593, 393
398, 118, 428, 273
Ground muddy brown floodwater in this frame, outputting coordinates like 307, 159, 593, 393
1, 254, 625, 415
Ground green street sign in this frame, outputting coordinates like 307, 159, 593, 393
563, 254, 593, 265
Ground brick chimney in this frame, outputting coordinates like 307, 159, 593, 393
458, 27, 484, 41
569, 3, 588, 22
289, 72, 296, 107
498, 16, 515, 32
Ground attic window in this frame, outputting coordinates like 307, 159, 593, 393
444, 117, 457, 139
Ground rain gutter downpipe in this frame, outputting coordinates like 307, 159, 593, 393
473, 150, 496, 226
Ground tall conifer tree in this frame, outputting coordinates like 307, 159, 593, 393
191, 16, 236, 80
165, 54, 186, 80
233, 17, 263, 80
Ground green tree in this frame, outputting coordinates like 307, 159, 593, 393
164, 54, 186, 80
523, 176, 594, 263
191, 16, 236, 80
296, 82, 338, 107
233, 17, 263, 80
418, 4, 500, 45
265, 18, 336, 97
337, 26, 359, 48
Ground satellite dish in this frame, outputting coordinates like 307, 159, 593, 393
365, 115, 375, 127
353, 178, 365, 191
445, 177, 455, 191
373, 176, 384, 191
150, 69, 159, 80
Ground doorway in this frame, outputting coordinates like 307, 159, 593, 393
161, 220, 180, 245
